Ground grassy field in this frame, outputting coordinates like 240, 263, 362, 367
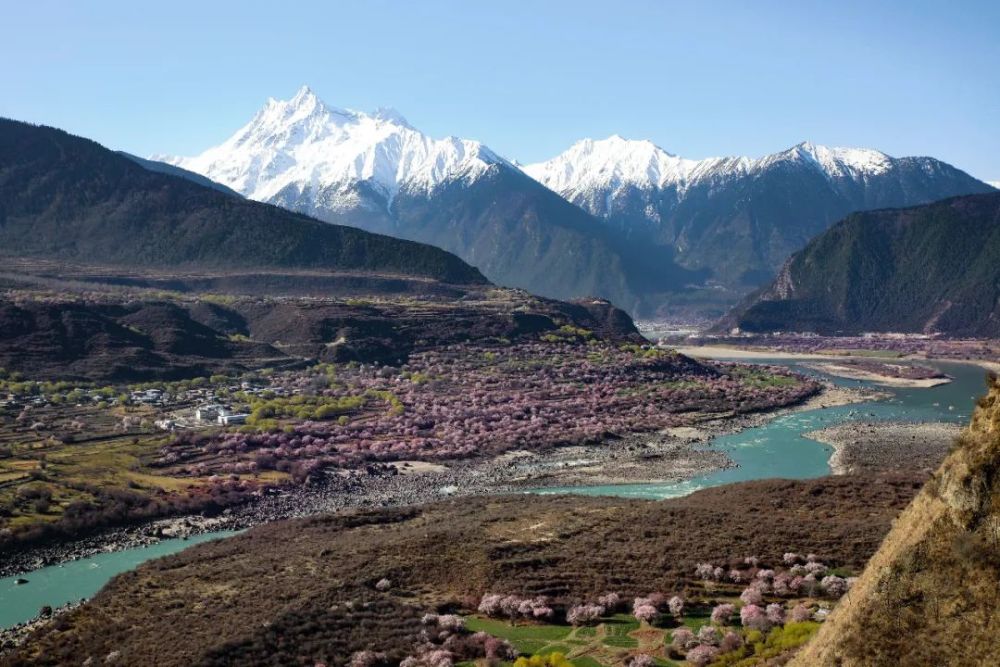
465, 614, 680, 667
677, 608, 713, 633
464, 611, 821, 667
0, 399, 284, 543
2, 430, 193, 529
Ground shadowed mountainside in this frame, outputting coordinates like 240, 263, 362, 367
387, 165, 706, 314
0, 284, 642, 382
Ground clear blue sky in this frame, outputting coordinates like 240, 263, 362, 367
2, 0, 998, 179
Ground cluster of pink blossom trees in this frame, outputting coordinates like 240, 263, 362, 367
686, 644, 720, 667
633, 598, 659, 624
670, 625, 741, 667
563, 590, 632, 626
597, 592, 623, 611
152, 343, 818, 480
428, 552, 851, 667
665, 596, 775, 665
693, 554, 854, 601
710, 603, 735, 625
566, 604, 604, 626
679, 552, 857, 662
420, 614, 465, 632
670, 627, 698, 650
667, 595, 684, 617
477, 593, 554, 621
738, 604, 772, 632
628, 592, 688, 626
790, 603, 813, 623
382, 612, 518, 667
723, 594, 828, 635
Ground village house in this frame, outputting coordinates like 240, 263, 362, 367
195, 404, 228, 423
131, 389, 164, 404
217, 413, 249, 426
154, 418, 177, 431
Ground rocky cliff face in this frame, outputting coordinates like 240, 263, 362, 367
792, 370, 1000, 666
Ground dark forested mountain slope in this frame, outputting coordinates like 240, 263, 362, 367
387, 166, 704, 312
721, 193, 1000, 336
0, 118, 487, 286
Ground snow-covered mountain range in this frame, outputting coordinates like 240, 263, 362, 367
161, 86, 506, 213
161, 86, 667, 311
159, 87, 994, 317
524, 136, 994, 290
523, 136, 899, 205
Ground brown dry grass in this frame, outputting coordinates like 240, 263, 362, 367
5, 474, 922, 667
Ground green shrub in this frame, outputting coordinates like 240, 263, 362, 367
712, 623, 820, 666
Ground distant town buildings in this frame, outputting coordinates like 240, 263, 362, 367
194, 404, 248, 426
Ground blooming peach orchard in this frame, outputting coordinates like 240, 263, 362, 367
153, 341, 818, 480
466, 551, 853, 667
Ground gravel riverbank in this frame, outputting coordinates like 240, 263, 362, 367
804, 421, 962, 475
803, 362, 951, 388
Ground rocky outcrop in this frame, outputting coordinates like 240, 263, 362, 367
792, 371, 1000, 666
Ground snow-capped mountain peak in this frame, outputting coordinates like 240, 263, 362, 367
160, 86, 507, 207
525, 138, 905, 199
774, 141, 894, 177
370, 106, 412, 128
522, 135, 701, 195
521, 135, 989, 298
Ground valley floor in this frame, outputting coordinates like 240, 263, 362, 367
3, 319, 984, 663
1, 378, 869, 580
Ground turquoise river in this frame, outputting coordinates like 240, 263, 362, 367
0, 358, 991, 629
